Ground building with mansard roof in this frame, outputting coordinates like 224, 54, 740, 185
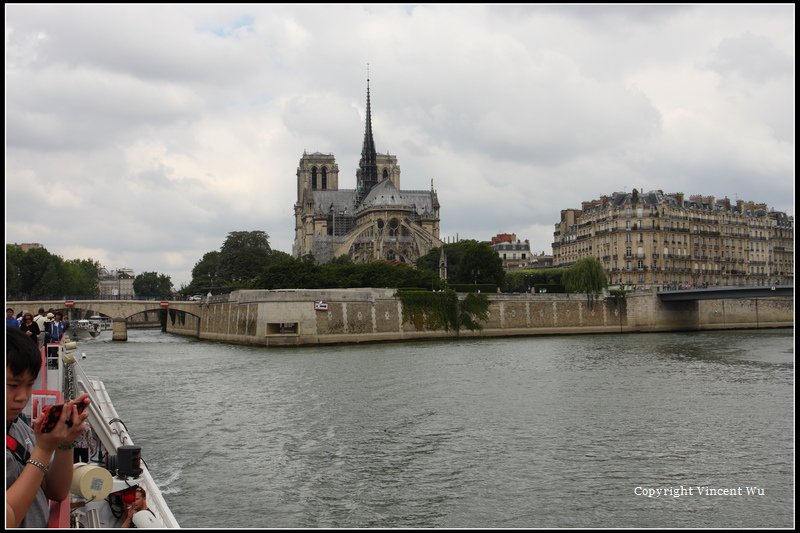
292, 81, 442, 264
552, 189, 794, 289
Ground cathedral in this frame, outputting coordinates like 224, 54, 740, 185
292, 81, 442, 264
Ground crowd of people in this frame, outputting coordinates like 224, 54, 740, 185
6, 307, 69, 349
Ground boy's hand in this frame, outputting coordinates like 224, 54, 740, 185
34, 395, 91, 449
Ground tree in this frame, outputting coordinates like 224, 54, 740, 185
218, 231, 272, 286
417, 240, 504, 285
397, 289, 490, 334
6, 244, 24, 297
64, 258, 101, 297
563, 257, 608, 308
6, 245, 102, 299
189, 251, 221, 292
457, 292, 491, 332
133, 272, 173, 298
454, 240, 504, 286
502, 268, 566, 293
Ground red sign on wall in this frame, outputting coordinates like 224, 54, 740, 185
160, 301, 169, 308
64, 300, 74, 308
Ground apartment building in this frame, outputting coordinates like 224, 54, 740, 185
552, 190, 793, 289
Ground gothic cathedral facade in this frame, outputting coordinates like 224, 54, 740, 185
293, 82, 442, 264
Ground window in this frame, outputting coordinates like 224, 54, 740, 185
321, 167, 327, 190
311, 167, 318, 190
267, 322, 298, 335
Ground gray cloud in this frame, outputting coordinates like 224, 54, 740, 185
708, 32, 794, 82
5, 4, 794, 288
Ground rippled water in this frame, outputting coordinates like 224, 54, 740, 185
77, 329, 794, 528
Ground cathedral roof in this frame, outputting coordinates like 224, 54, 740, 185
312, 189, 355, 214
358, 178, 413, 211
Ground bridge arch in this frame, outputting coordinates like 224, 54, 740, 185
5, 300, 205, 341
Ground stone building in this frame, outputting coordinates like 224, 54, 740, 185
97, 268, 135, 299
552, 189, 794, 288
490, 233, 532, 270
293, 81, 442, 264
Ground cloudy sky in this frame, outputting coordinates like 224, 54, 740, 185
5, 4, 794, 288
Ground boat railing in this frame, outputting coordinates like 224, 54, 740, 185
68, 355, 180, 527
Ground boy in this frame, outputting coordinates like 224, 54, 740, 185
6, 326, 90, 527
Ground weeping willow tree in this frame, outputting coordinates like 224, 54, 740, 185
563, 257, 608, 309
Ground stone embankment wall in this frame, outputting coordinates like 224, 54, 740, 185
165, 288, 793, 347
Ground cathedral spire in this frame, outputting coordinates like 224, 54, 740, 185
357, 74, 379, 205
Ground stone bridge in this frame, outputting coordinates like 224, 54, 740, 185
5, 300, 203, 341
657, 285, 794, 301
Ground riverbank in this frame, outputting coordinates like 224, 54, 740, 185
164, 288, 793, 347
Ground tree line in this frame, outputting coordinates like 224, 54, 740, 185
5, 245, 174, 299
7, 232, 608, 302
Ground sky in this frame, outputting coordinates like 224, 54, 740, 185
5, 4, 795, 289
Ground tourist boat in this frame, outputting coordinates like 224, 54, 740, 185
89, 315, 113, 332
68, 319, 102, 340
29, 341, 179, 527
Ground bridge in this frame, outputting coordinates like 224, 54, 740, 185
657, 285, 794, 302
5, 299, 203, 341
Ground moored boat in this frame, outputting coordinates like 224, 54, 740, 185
30, 341, 179, 527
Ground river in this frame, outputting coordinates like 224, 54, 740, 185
76, 328, 794, 528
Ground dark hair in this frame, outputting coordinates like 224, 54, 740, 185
6, 326, 42, 379
134, 486, 147, 497
6, 308, 12, 313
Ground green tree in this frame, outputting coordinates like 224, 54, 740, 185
6, 245, 103, 298
502, 268, 566, 293
189, 251, 221, 293
417, 240, 504, 286
133, 272, 173, 298
218, 231, 272, 286
454, 240, 504, 286
18, 247, 62, 298
6, 244, 24, 298
458, 292, 491, 331
63, 258, 101, 297
563, 257, 608, 308
256, 256, 317, 289
397, 289, 490, 334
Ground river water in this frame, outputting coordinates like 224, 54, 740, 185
76, 329, 794, 528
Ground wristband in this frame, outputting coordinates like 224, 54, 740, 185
58, 442, 77, 450
27, 459, 49, 475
